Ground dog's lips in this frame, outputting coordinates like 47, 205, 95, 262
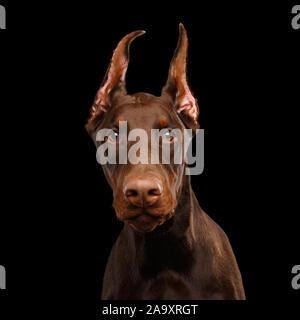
123, 208, 172, 221
123, 209, 175, 232
126, 214, 162, 233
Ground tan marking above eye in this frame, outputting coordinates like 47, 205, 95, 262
159, 116, 168, 128
116, 117, 125, 126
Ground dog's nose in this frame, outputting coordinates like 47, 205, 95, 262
124, 179, 163, 207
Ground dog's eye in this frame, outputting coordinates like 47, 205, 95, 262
162, 130, 174, 142
107, 130, 119, 142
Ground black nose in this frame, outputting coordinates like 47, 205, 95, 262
124, 179, 163, 207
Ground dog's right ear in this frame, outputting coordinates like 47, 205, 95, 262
85, 30, 145, 135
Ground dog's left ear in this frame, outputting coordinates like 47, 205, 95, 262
161, 23, 199, 132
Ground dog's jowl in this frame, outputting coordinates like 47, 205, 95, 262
86, 24, 246, 300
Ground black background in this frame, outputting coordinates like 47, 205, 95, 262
0, 0, 299, 317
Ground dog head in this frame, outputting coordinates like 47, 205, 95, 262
86, 24, 199, 233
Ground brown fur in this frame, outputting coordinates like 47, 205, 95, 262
86, 24, 246, 300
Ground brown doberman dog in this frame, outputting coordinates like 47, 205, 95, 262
86, 24, 246, 300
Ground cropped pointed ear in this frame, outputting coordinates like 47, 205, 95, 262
161, 23, 199, 132
86, 30, 145, 135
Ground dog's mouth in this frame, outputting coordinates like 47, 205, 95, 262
122, 209, 175, 233
113, 188, 177, 232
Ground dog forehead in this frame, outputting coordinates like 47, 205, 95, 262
111, 93, 178, 127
